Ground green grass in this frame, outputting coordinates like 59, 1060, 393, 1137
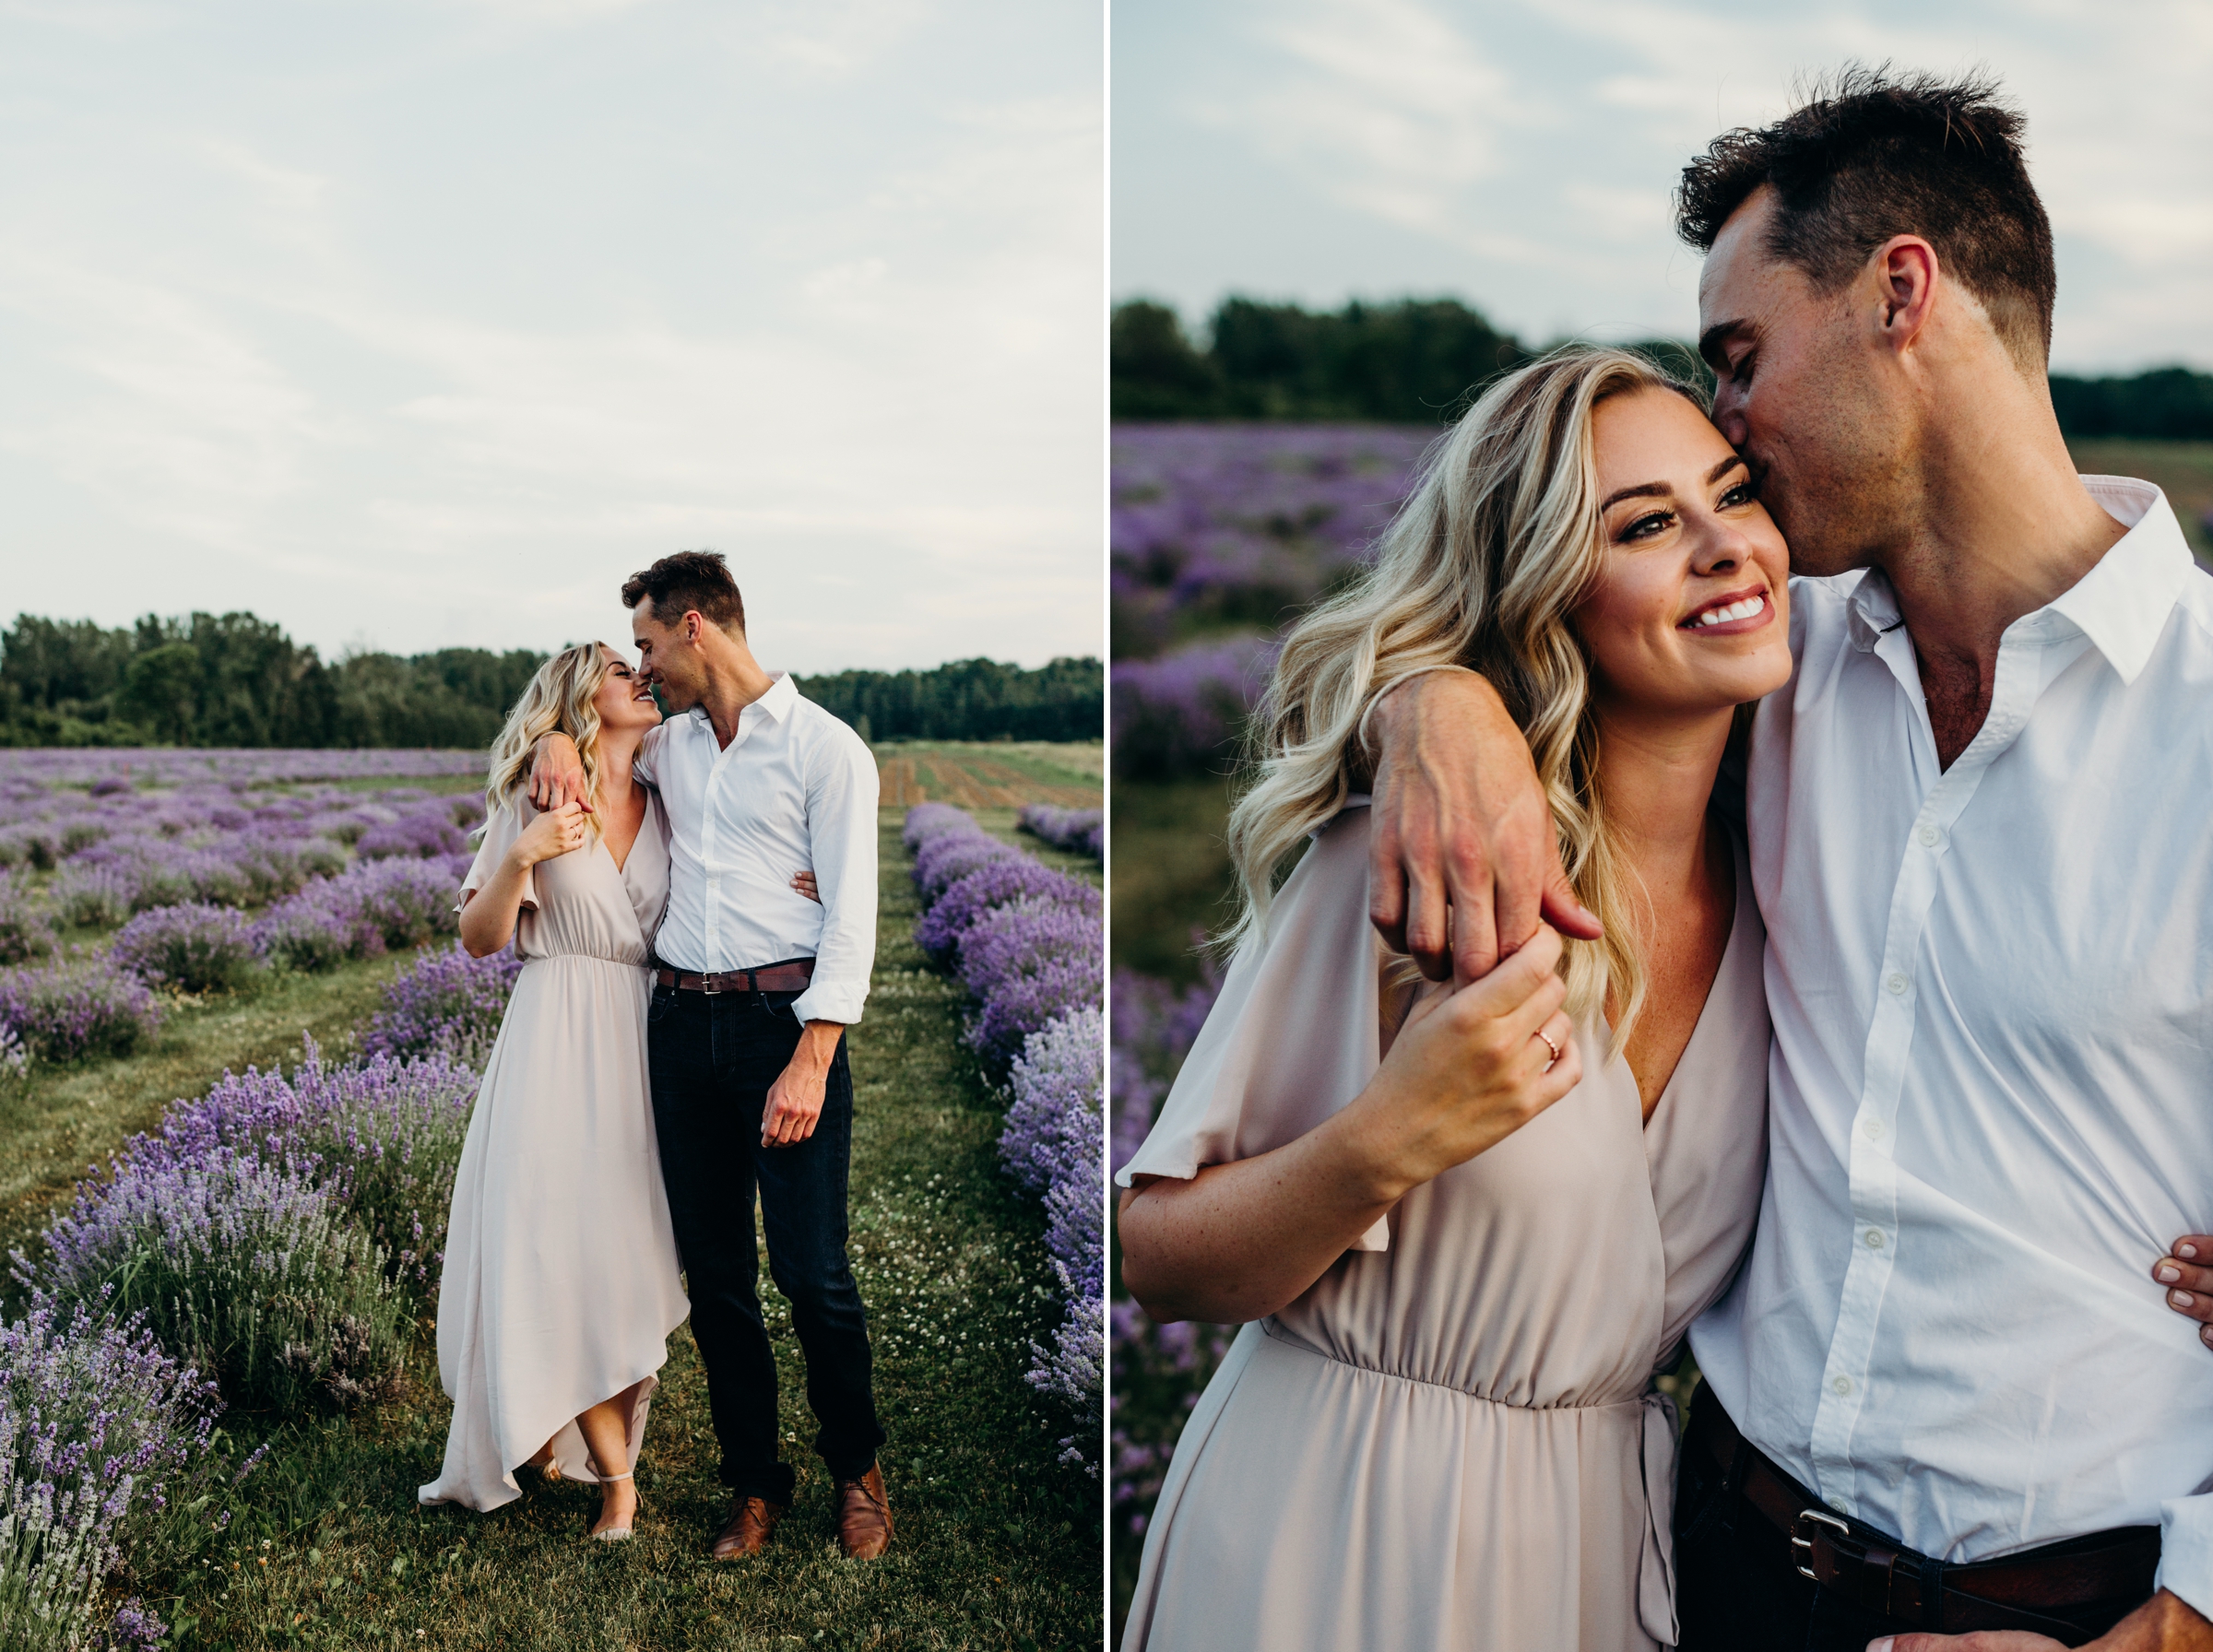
7, 808, 1099, 1649
1108, 776, 1237, 986
873, 742, 1104, 791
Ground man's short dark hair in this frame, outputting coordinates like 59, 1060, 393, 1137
1675, 65, 2055, 368
621, 550, 746, 635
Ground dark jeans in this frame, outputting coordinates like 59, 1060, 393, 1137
1674, 1387, 2136, 1651
648, 983, 884, 1504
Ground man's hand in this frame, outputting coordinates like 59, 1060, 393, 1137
761, 1021, 844, 1148
527, 731, 591, 812
1871, 1589, 2213, 1651
2153, 1237, 2213, 1353
1367, 670, 1602, 985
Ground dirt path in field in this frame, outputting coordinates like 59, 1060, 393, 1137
875, 755, 1101, 809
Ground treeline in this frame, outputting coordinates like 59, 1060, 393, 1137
0, 612, 548, 749
1115, 297, 2213, 439
793, 655, 1102, 743
0, 610, 1102, 749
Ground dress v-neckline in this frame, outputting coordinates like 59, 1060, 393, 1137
1634, 830, 1752, 1140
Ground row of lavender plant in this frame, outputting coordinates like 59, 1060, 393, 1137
0, 929, 521, 1647
1017, 804, 1103, 858
1110, 424, 1429, 777
903, 803, 1104, 1475
1106, 968, 1230, 1560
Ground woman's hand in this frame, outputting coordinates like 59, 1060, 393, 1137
513, 801, 589, 867
792, 870, 820, 903
1118, 926, 1580, 1327
1338, 924, 1582, 1202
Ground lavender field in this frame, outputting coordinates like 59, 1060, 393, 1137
1109, 422, 1432, 1620
0, 743, 1106, 1648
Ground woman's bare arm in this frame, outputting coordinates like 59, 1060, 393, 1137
1118, 929, 1580, 1325
457, 801, 588, 957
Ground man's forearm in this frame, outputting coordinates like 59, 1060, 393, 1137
2093, 1589, 2213, 1650
792, 1019, 844, 1068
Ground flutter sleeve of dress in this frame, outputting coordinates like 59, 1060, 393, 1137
1116, 803, 1392, 1252
458, 795, 538, 914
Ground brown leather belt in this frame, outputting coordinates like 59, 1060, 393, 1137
1689, 1392, 2159, 1638
651, 956, 815, 994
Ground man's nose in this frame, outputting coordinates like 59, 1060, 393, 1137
1710, 387, 1749, 447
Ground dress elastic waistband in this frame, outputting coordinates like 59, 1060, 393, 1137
1259, 1321, 1651, 1412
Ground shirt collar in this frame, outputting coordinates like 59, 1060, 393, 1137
2045, 478, 2193, 686
1843, 477, 2193, 684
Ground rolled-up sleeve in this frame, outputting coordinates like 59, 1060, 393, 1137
791, 726, 878, 1025
2158, 1496, 2213, 1622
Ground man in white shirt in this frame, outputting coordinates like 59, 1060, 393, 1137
532, 551, 891, 1564
1361, 71, 2213, 1650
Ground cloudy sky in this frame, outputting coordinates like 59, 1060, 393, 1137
1115, 0, 2213, 374
0, 0, 1102, 671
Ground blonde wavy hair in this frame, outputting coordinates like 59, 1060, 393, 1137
1223, 346, 1710, 1046
484, 643, 615, 832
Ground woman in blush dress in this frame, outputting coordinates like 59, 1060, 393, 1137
418, 642, 690, 1540
1117, 348, 1793, 1649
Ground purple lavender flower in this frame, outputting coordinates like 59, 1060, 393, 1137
916, 860, 1099, 961
101, 1037, 479, 1297
0, 1295, 233, 1648
362, 942, 524, 1066
24, 1144, 409, 1413
1110, 635, 1280, 779
0, 956, 164, 1061
355, 806, 468, 862
956, 899, 1103, 1064
1000, 1005, 1104, 1196
111, 903, 263, 994
913, 832, 1024, 904
1018, 805, 1104, 858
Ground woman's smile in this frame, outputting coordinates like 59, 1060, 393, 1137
1678, 586, 1774, 635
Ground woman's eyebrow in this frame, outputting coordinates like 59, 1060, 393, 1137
1601, 480, 1670, 510
1602, 455, 1743, 513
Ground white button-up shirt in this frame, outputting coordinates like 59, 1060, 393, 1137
633, 672, 878, 1026
1690, 478, 2213, 1616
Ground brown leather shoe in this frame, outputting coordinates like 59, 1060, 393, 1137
833, 1466, 893, 1560
710, 1494, 785, 1560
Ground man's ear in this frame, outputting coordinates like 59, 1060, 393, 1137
1874, 235, 1939, 355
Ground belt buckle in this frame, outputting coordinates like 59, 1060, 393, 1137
1791, 1507, 1850, 1581
699, 974, 723, 995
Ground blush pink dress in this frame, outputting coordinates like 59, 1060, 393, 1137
1117, 805, 1769, 1651
419, 794, 691, 1512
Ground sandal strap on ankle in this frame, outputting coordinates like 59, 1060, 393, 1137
598, 1469, 633, 1481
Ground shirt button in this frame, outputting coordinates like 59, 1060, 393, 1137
1864, 1229, 1886, 1250
1828, 1495, 1851, 1514
1918, 823, 1941, 847
1887, 974, 1909, 995
1862, 1117, 1885, 1140
1832, 1375, 1852, 1396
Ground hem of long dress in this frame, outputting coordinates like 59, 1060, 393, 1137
416, 1320, 684, 1513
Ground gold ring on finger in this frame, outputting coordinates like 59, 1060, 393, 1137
1536, 1029, 1560, 1071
